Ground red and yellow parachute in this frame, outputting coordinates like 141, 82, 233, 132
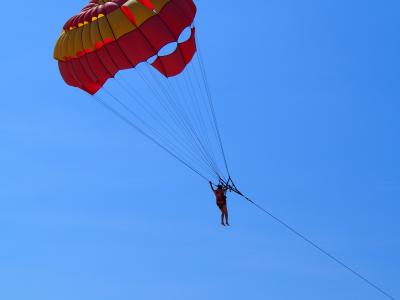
54, 0, 230, 184
54, 0, 197, 94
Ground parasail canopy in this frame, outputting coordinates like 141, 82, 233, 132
54, 0, 197, 94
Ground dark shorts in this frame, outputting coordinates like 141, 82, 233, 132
217, 201, 226, 210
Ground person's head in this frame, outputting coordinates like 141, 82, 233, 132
217, 184, 223, 189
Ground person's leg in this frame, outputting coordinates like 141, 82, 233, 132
224, 206, 229, 225
220, 207, 225, 225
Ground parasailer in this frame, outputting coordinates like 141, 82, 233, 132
209, 181, 229, 226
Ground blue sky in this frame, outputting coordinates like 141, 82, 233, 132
0, 1, 399, 299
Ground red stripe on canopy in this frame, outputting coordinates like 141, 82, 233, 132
152, 27, 196, 77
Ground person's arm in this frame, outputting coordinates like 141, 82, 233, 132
209, 181, 216, 192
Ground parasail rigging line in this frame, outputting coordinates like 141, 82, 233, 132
103, 85, 219, 179
90, 92, 212, 182
113, 75, 220, 178
226, 183, 397, 300
133, 67, 208, 159
145, 66, 221, 173
185, 57, 223, 175
146, 78, 220, 177
178, 63, 224, 177
195, 33, 231, 178
110, 62, 223, 179
164, 73, 223, 177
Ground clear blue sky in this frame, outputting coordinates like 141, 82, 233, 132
0, 1, 399, 299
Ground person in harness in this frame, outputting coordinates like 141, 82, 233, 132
209, 181, 230, 226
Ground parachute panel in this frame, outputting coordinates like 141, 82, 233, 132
152, 27, 196, 77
